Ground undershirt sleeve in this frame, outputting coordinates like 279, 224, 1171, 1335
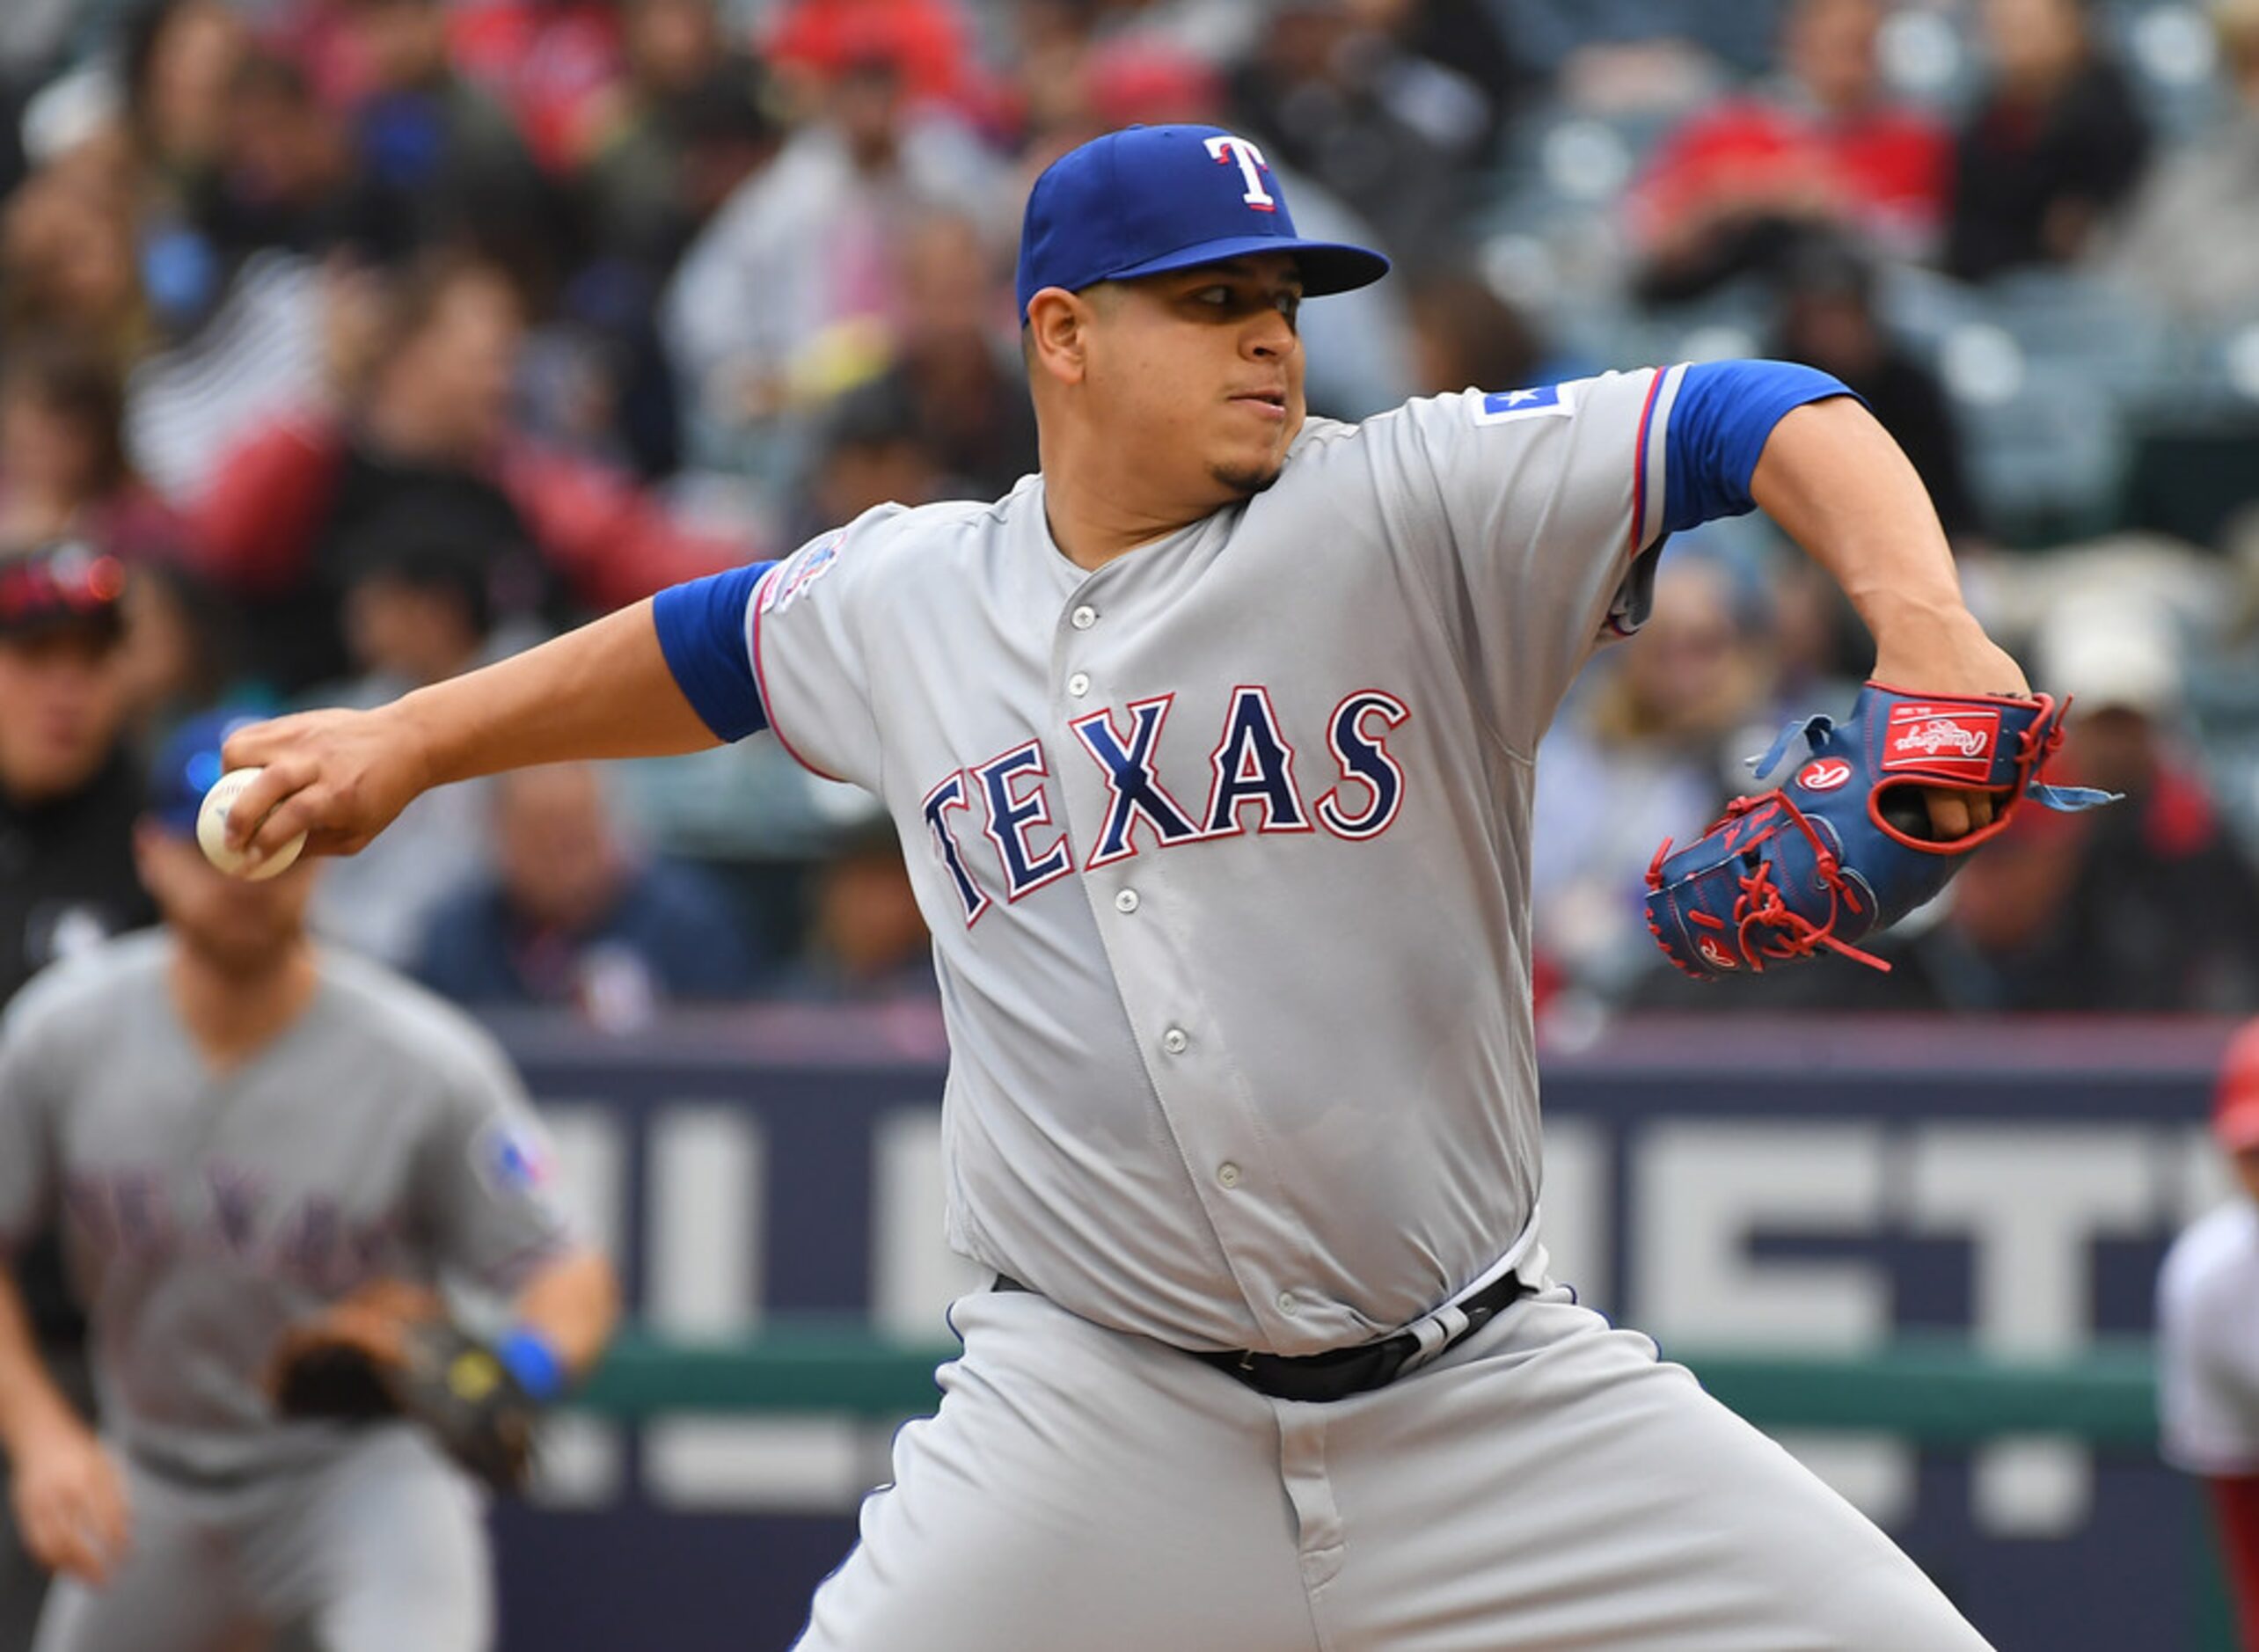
1661, 360, 1858, 534
652, 561, 776, 742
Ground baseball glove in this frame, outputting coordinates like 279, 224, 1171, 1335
1643, 682, 2116, 980
265, 1281, 537, 1494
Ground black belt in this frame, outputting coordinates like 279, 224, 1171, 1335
991, 1269, 1530, 1405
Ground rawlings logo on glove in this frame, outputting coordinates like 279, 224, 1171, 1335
1883, 706, 2001, 777
1643, 683, 2116, 980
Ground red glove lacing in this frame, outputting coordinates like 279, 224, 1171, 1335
1647, 793, 1889, 976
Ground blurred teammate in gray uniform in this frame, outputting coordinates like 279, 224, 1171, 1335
0, 712, 618, 1652
223, 126, 2012, 1648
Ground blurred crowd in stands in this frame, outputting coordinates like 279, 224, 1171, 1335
4, 0, 2259, 1031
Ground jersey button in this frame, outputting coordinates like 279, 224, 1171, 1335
1067, 671, 1091, 698
1071, 604, 1098, 630
1161, 1027, 1189, 1055
1115, 889, 1140, 913
1276, 1292, 1300, 1316
1217, 1162, 1241, 1188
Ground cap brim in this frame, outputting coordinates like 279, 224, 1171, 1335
0, 610, 125, 647
1103, 234, 1391, 297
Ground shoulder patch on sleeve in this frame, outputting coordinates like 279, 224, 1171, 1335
472, 1120, 557, 1200
1473, 380, 1580, 425
760, 530, 844, 617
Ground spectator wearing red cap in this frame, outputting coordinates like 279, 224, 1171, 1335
764, 0, 983, 121
0, 538, 151, 1652
0, 540, 152, 1005
2159, 1022, 2259, 1651
445, 0, 623, 174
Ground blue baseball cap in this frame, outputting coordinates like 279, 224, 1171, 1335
1015, 124, 1390, 321
146, 709, 263, 836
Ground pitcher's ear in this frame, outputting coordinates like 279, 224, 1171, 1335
1024, 287, 1095, 386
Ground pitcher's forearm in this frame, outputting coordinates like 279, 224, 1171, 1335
1751, 401, 1965, 635
392, 601, 720, 789
1750, 398, 2024, 693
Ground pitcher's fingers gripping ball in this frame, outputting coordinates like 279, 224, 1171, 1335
1645, 683, 2118, 977
215, 704, 435, 860
196, 767, 307, 881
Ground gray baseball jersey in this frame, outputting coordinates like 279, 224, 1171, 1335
736, 370, 1680, 1356
657, 351, 1997, 1648
0, 932, 574, 1480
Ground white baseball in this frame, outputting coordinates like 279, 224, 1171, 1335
195, 768, 306, 881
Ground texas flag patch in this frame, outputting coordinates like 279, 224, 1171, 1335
1474, 382, 1575, 424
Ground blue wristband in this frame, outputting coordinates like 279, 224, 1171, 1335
495, 1327, 567, 1403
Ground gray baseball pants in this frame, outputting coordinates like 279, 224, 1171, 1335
797, 1270, 1996, 1650
30, 1425, 489, 1652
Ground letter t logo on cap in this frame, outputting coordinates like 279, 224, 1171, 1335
1013, 124, 1387, 318
1203, 134, 1276, 212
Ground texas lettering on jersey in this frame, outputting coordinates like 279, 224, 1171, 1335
62, 1165, 407, 1294
920, 686, 1413, 925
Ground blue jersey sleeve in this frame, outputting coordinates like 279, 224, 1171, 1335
1661, 361, 1857, 535
652, 562, 775, 742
